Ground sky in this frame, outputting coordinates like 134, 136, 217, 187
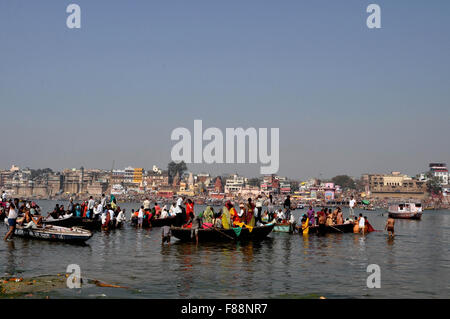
1, 0, 449, 180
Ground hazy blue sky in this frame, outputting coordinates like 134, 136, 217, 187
1, 0, 449, 179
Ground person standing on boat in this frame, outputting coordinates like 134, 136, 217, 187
349, 196, 356, 218
255, 195, 264, 224
4, 203, 17, 241
185, 199, 194, 223
246, 198, 256, 226
100, 194, 107, 208
336, 207, 344, 225
87, 196, 95, 219
267, 194, 275, 221
68, 198, 74, 215
283, 195, 292, 221
307, 206, 315, 226
143, 197, 151, 213
317, 208, 326, 235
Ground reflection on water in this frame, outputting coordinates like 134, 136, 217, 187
1, 200, 450, 298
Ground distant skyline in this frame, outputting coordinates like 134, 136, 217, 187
1, 1, 449, 180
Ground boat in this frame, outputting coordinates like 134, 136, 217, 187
11, 224, 92, 243
305, 223, 354, 234
43, 214, 102, 230
273, 222, 295, 233
296, 203, 305, 209
388, 202, 423, 220
170, 224, 275, 242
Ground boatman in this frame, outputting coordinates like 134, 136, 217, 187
385, 216, 395, 238
349, 196, 356, 218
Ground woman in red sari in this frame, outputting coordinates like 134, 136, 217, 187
185, 199, 194, 223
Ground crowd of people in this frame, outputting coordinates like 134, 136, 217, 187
2, 191, 392, 243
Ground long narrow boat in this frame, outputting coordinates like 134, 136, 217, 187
305, 223, 354, 235
43, 214, 102, 230
171, 224, 275, 242
12, 225, 93, 243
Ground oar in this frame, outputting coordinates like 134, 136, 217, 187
328, 225, 344, 233
212, 227, 235, 240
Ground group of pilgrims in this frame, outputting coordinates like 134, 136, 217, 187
298, 206, 375, 235
45, 194, 127, 230
1, 191, 376, 242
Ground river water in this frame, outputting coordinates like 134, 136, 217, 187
1, 200, 450, 298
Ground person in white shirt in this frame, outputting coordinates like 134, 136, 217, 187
100, 194, 107, 208
109, 208, 115, 221
358, 214, 365, 234
176, 197, 184, 208
143, 198, 151, 211
255, 195, 264, 224
101, 211, 107, 225
169, 203, 176, 216
1, 191, 6, 202
349, 196, 356, 218
276, 209, 285, 222
88, 196, 95, 218
116, 209, 126, 226
289, 213, 295, 225
4, 203, 18, 241
137, 206, 144, 228
160, 206, 169, 219
95, 203, 103, 216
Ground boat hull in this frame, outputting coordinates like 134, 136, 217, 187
44, 215, 102, 230
388, 212, 422, 220
306, 223, 354, 234
171, 224, 275, 242
12, 225, 92, 243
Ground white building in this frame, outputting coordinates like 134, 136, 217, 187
224, 174, 247, 193
429, 163, 449, 185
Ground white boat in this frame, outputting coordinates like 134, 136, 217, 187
388, 202, 423, 220
5, 220, 92, 243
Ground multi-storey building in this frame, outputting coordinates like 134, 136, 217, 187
364, 172, 427, 199
429, 163, 449, 185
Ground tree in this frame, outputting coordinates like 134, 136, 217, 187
427, 176, 442, 195
331, 175, 356, 190
167, 161, 187, 183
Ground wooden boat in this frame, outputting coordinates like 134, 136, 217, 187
306, 223, 354, 234
43, 214, 74, 227
273, 222, 295, 233
170, 224, 275, 242
388, 202, 422, 220
12, 225, 92, 243
43, 214, 102, 230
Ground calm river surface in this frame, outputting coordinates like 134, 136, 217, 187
1, 200, 450, 298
